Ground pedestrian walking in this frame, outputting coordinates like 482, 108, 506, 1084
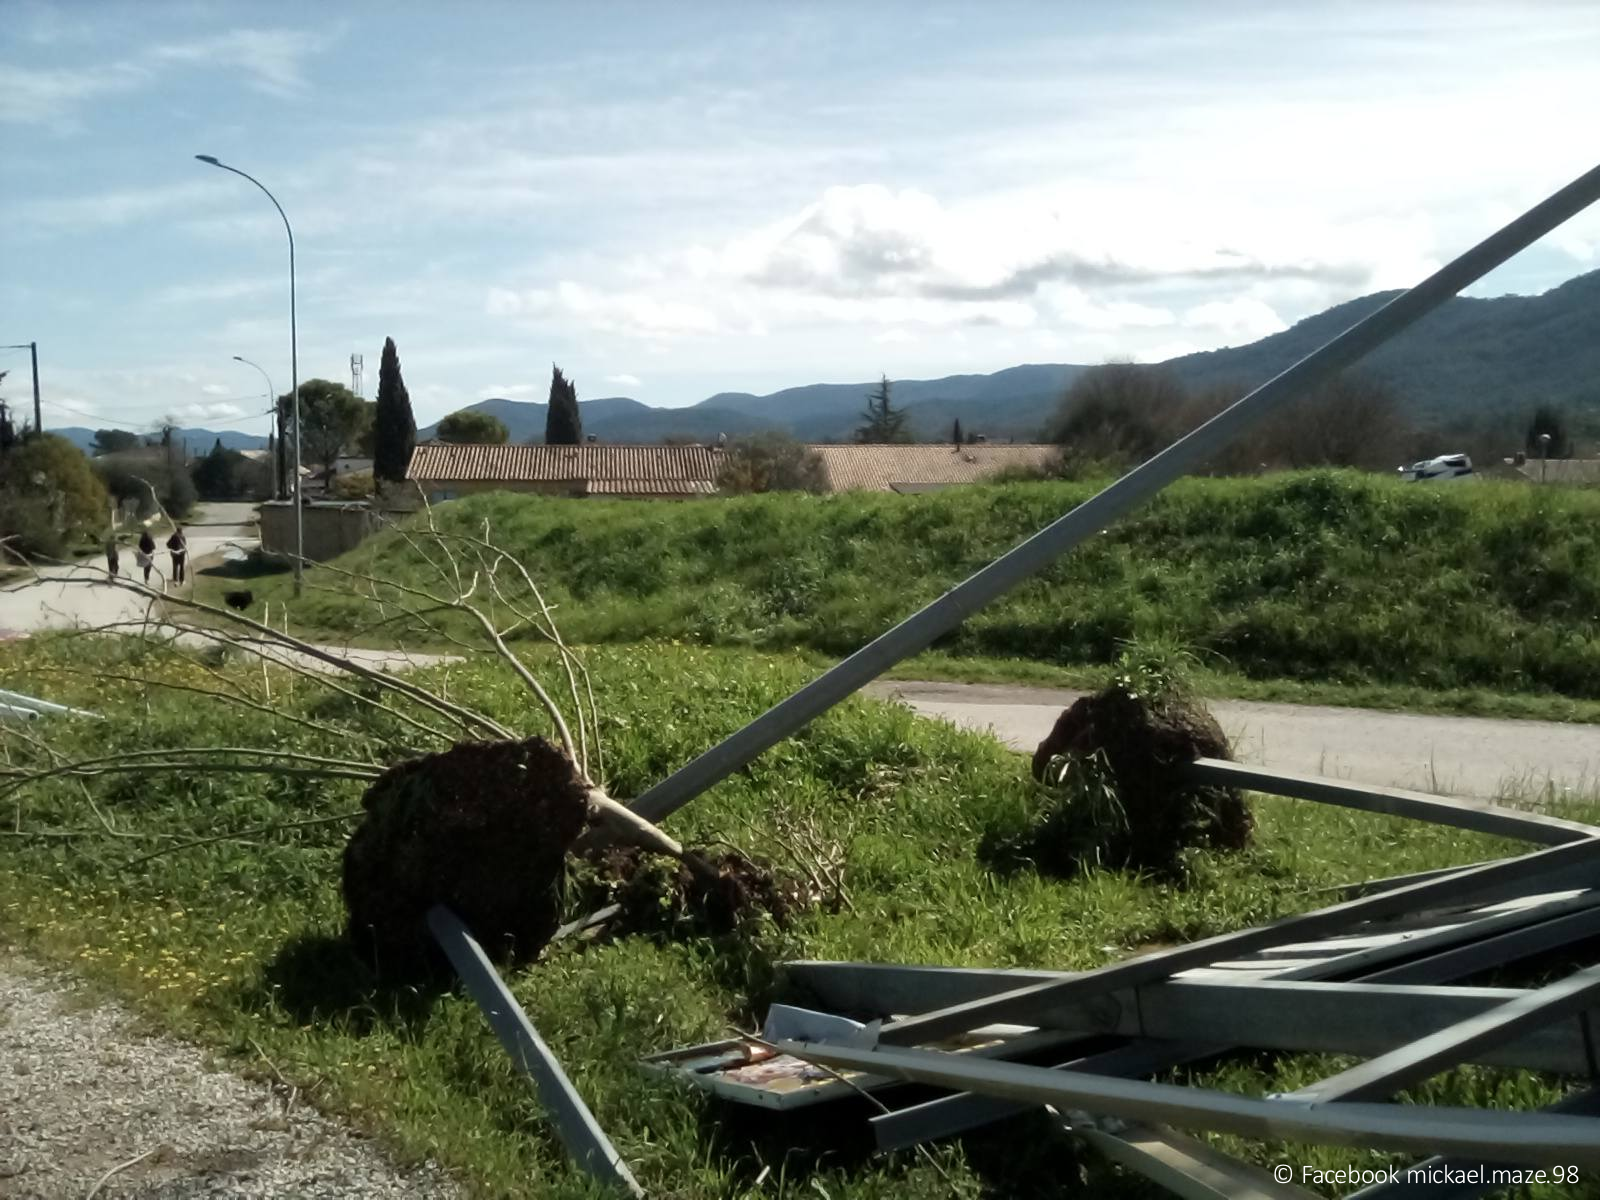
136, 529, 157, 585
104, 538, 120, 579
166, 525, 188, 585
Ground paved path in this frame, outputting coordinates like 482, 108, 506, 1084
0, 503, 258, 640
868, 680, 1600, 801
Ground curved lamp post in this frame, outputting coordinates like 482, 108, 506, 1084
196, 154, 302, 594
230, 355, 280, 498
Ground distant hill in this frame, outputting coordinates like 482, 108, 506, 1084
1162, 270, 1600, 425
419, 396, 770, 444
52, 427, 270, 455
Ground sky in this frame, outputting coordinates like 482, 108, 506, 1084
3, 1, 1599, 438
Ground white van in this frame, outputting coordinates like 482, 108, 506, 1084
1399, 453, 1474, 482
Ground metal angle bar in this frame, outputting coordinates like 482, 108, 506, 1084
426, 907, 644, 1198
876, 838, 1600, 1046
1186, 759, 1600, 846
1342, 1089, 1600, 1198
777, 1039, 1600, 1166
0, 687, 100, 719
792, 891, 1600, 1023
1287, 963, 1600, 1104
1359, 903, 1600, 986
1061, 1115, 1320, 1200
867, 892, 1600, 1151
1319, 861, 1508, 901
628, 161, 1600, 826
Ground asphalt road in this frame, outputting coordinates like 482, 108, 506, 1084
867, 680, 1600, 802
0, 502, 260, 639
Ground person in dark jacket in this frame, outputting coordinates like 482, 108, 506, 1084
136, 529, 157, 585
104, 538, 120, 578
166, 525, 188, 585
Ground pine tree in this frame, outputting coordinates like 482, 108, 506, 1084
373, 337, 417, 484
857, 375, 909, 443
952, 417, 963, 445
546, 365, 582, 445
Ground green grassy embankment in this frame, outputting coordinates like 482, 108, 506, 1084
241, 471, 1600, 714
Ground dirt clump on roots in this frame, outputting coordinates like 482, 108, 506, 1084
576, 846, 808, 941
1011, 682, 1251, 877
342, 737, 592, 975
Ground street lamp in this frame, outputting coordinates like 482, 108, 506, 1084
231, 355, 280, 498
195, 154, 302, 595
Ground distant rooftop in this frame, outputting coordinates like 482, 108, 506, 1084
407, 442, 719, 495
809, 443, 1060, 492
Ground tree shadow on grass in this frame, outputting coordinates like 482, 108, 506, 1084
236, 930, 446, 1037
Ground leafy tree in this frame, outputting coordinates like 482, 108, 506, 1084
0, 434, 110, 560
1525, 405, 1570, 460
952, 417, 963, 446
717, 433, 827, 493
546, 365, 582, 445
857, 375, 909, 443
92, 429, 140, 456
372, 337, 417, 484
1047, 363, 1188, 466
437, 409, 510, 444
190, 439, 261, 500
279, 379, 368, 482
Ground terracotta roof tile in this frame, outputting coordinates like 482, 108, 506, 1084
407, 443, 719, 486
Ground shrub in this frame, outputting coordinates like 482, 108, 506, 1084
0, 433, 110, 559
717, 433, 826, 494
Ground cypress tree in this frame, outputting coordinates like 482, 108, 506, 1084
373, 337, 417, 484
952, 417, 963, 445
546, 364, 582, 445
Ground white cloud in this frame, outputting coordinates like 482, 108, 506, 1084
479, 382, 542, 399
200, 384, 231, 397
873, 330, 914, 345
487, 281, 718, 340
708, 184, 1417, 308
0, 62, 146, 125
1182, 297, 1288, 342
149, 28, 324, 96
604, 373, 642, 386
0, 25, 325, 127
172, 401, 247, 422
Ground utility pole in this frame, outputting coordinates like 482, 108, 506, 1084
28, 343, 39, 434
1, 343, 40, 434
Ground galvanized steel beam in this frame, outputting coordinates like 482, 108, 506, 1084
775, 1039, 1600, 1166
876, 838, 1600, 1046
427, 906, 644, 1197
1288, 963, 1600, 1104
1186, 759, 1600, 846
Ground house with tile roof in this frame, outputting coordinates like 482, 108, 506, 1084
406, 442, 720, 501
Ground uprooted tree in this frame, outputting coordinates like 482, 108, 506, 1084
0, 507, 802, 976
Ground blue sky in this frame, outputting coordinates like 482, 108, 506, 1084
4, 1, 1598, 438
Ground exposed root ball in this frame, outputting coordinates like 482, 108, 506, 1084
342, 737, 591, 974
580, 846, 804, 939
1023, 684, 1251, 875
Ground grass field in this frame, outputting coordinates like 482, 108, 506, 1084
238, 472, 1600, 710
1, 636, 1593, 1198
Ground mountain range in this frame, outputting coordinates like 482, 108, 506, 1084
53, 269, 1600, 452
51, 427, 270, 456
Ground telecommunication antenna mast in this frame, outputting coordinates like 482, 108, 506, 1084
350, 353, 364, 398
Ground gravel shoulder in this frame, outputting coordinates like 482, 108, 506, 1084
0, 956, 458, 1199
